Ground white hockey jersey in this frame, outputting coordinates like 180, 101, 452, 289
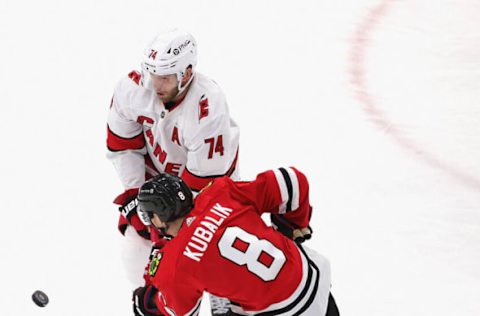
107, 71, 240, 192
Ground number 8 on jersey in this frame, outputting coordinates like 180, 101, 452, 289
218, 227, 286, 282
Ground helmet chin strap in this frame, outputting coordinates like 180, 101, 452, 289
159, 226, 171, 237
176, 71, 195, 97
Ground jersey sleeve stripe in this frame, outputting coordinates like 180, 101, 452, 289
224, 148, 239, 178
164, 306, 177, 316
185, 296, 202, 316
285, 167, 300, 211
274, 167, 300, 213
107, 125, 145, 152
183, 148, 239, 191
278, 168, 293, 212
182, 168, 219, 192
246, 247, 319, 316
272, 169, 289, 214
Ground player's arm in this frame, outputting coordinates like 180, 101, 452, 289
154, 290, 203, 316
106, 90, 147, 190
181, 96, 240, 193
133, 280, 203, 316
134, 243, 203, 316
107, 79, 150, 237
132, 285, 162, 316
234, 167, 313, 242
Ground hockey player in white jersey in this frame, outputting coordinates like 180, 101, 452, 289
106, 28, 240, 288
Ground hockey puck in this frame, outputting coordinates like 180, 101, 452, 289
32, 290, 49, 307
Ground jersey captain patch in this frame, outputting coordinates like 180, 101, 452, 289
171, 126, 181, 145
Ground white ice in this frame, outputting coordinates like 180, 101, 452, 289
0, 0, 479, 315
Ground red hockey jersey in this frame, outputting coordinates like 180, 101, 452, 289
149, 167, 315, 315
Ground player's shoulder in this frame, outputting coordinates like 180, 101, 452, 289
151, 237, 192, 283
113, 70, 154, 109
187, 73, 229, 118
115, 70, 143, 91
197, 176, 231, 196
189, 177, 233, 208
193, 73, 225, 96
114, 70, 147, 96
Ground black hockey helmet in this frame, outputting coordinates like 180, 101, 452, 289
137, 173, 194, 222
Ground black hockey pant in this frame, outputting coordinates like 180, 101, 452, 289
326, 293, 340, 316
225, 293, 340, 316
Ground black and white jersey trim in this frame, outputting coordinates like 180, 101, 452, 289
231, 246, 320, 316
273, 167, 300, 214
184, 296, 202, 316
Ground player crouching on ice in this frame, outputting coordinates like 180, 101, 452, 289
132, 168, 340, 316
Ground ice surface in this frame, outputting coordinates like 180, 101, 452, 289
1, 0, 479, 315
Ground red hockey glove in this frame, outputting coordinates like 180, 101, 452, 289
114, 189, 151, 240
271, 214, 312, 244
132, 285, 162, 316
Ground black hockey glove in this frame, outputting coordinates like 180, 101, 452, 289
271, 214, 312, 244
114, 189, 152, 240
119, 196, 152, 227
132, 285, 162, 316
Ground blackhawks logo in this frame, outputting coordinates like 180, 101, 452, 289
148, 251, 163, 277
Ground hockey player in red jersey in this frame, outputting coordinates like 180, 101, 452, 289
106, 28, 240, 287
132, 168, 339, 316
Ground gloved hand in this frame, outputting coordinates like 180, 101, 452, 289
132, 285, 162, 316
114, 188, 151, 240
271, 214, 312, 244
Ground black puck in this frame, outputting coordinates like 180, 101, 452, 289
32, 290, 49, 307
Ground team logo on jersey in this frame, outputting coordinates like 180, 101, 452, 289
137, 115, 154, 127
128, 70, 141, 85
198, 95, 209, 121
148, 250, 163, 277
185, 216, 196, 227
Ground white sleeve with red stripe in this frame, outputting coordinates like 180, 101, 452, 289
240, 167, 312, 228
182, 111, 240, 192
106, 80, 147, 190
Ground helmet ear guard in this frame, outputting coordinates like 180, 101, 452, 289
137, 173, 194, 223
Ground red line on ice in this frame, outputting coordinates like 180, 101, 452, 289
348, 0, 480, 191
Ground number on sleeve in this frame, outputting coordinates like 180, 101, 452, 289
218, 227, 286, 281
204, 135, 224, 159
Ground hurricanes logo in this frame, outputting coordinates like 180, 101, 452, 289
148, 252, 163, 276
199, 95, 209, 120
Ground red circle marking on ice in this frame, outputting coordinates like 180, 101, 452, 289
348, 0, 480, 192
